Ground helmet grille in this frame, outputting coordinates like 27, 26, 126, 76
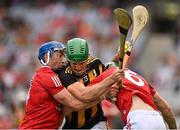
69, 45, 85, 54
69, 46, 74, 54
80, 47, 85, 53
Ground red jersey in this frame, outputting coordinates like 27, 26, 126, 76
90, 67, 158, 124
19, 66, 64, 129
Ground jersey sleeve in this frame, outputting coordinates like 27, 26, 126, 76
41, 73, 64, 96
89, 67, 117, 86
87, 57, 106, 72
149, 84, 157, 95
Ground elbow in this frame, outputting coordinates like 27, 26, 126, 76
71, 103, 85, 111
159, 105, 174, 117
163, 107, 173, 114
73, 106, 83, 111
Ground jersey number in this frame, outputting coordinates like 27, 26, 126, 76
125, 70, 144, 87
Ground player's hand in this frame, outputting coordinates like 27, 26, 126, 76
104, 83, 120, 102
110, 83, 120, 97
110, 68, 124, 83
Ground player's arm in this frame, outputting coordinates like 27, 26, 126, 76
46, 73, 101, 114
62, 99, 102, 116
62, 98, 100, 116
153, 92, 177, 129
62, 106, 74, 116
54, 88, 101, 112
67, 68, 124, 103
112, 47, 120, 66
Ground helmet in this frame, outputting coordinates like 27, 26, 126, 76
66, 38, 89, 63
38, 41, 65, 65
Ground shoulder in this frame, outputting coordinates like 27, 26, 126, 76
53, 65, 78, 87
36, 66, 62, 88
54, 65, 73, 77
37, 66, 57, 78
124, 69, 143, 79
87, 56, 102, 65
87, 56, 105, 69
123, 69, 150, 88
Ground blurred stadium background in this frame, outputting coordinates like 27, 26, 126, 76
0, 0, 179, 128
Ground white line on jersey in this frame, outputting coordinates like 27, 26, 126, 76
51, 75, 62, 87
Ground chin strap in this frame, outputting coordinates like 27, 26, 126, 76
40, 51, 50, 66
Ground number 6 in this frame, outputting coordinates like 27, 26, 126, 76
125, 70, 144, 87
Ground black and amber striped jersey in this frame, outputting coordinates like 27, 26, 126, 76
56, 56, 107, 129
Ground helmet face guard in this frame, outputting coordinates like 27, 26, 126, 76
69, 60, 89, 77
38, 41, 65, 65
66, 38, 89, 63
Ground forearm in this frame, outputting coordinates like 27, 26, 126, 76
161, 110, 177, 129
78, 77, 115, 102
153, 93, 177, 129
63, 98, 101, 115
67, 68, 123, 102
55, 88, 100, 112
157, 103, 177, 129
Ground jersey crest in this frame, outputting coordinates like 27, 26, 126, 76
65, 67, 73, 74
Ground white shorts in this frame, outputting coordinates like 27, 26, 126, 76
90, 121, 108, 130
123, 110, 167, 130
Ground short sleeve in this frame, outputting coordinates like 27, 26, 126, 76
149, 84, 156, 95
42, 74, 64, 95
